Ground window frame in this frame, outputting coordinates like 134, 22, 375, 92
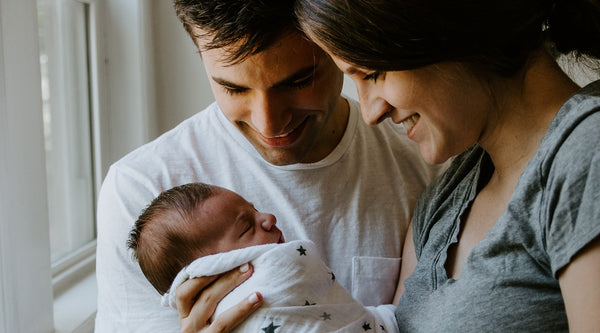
0, 0, 54, 331
0, 0, 156, 331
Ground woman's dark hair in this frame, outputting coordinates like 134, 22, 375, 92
296, 0, 600, 76
173, 0, 298, 64
127, 182, 216, 295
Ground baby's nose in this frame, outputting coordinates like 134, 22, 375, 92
260, 213, 277, 231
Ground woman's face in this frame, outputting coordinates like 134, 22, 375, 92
330, 55, 493, 164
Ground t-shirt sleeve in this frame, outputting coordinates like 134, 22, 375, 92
545, 113, 600, 277
95, 164, 180, 332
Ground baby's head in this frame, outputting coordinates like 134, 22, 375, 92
127, 182, 284, 294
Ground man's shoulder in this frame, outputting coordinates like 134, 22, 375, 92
113, 102, 221, 168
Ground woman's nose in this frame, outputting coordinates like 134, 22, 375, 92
355, 83, 394, 125
260, 213, 277, 231
361, 98, 394, 125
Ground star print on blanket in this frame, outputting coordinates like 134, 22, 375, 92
162, 240, 397, 332
262, 321, 280, 333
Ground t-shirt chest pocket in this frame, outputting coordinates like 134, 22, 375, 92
351, 256, 401, 306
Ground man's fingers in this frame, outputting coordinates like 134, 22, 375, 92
176, 275, 220, 318
176, 263, 256, 332
186, 263, 254, 320
209, 292, 263, 332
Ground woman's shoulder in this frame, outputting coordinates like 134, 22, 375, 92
540, 80, 600, 173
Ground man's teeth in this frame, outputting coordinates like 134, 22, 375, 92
401, 114, 419, 130
273, 131, 291, 138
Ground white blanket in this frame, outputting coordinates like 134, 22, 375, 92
162, 240, 398, 332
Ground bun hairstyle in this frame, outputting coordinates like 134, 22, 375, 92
549, 0, 600, 57
296, 0, 600, 76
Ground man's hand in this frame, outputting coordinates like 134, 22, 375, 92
176, 263, 263, 333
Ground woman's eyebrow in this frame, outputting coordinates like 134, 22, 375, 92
344, 66, 363, 76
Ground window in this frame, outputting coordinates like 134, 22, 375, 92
1, 0, 158, 331
36, 1, 100, 331
38, 0, 97, 266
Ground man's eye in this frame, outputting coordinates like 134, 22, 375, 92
223, 86, 245, 96
288, 75, 314, 90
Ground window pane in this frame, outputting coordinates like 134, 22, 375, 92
37, 0, 96, 263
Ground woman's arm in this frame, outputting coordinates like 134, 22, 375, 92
175, 263, 263, 333
559, 236, 600, 332
393, 222, 418, 305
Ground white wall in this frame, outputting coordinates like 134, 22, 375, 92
150, 0, 214, 136
100, 0, 157, 168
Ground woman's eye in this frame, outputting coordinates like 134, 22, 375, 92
363, 71, 381, 82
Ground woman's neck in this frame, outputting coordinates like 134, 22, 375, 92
479, 50, 580, 187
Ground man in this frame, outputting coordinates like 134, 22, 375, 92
94, 0, 442, 332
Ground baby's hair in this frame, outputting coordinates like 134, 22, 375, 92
127, 182, 217, 295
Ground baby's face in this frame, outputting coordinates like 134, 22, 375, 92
198, 188, 285, 254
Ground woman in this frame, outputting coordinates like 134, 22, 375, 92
295, 0, 600, 331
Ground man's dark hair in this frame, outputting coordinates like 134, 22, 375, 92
127, 182, 216, 295
173, 0, 298, 64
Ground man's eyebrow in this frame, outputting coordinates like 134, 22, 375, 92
272, 65, 317, 88
212, 77, 246, 90
211, 64, 318, 90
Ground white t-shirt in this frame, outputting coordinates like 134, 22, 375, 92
95, 98, 442, 332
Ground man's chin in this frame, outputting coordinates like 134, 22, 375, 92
259, 152, 304, 166
245, 133, 313, 165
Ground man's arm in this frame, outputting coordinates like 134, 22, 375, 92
95, 167, 181, 332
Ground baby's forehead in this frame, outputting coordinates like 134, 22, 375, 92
214, 187, 254, 206
194, 188, 253, 224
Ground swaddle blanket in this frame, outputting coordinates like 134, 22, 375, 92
162, 240, 397, 332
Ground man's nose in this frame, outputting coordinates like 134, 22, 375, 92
250, 92, 292, 137
260, 213, 277, 231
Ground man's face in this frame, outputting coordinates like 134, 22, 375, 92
200, 32, 347, 165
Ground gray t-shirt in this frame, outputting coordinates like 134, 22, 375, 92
396, 80, 600, 332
